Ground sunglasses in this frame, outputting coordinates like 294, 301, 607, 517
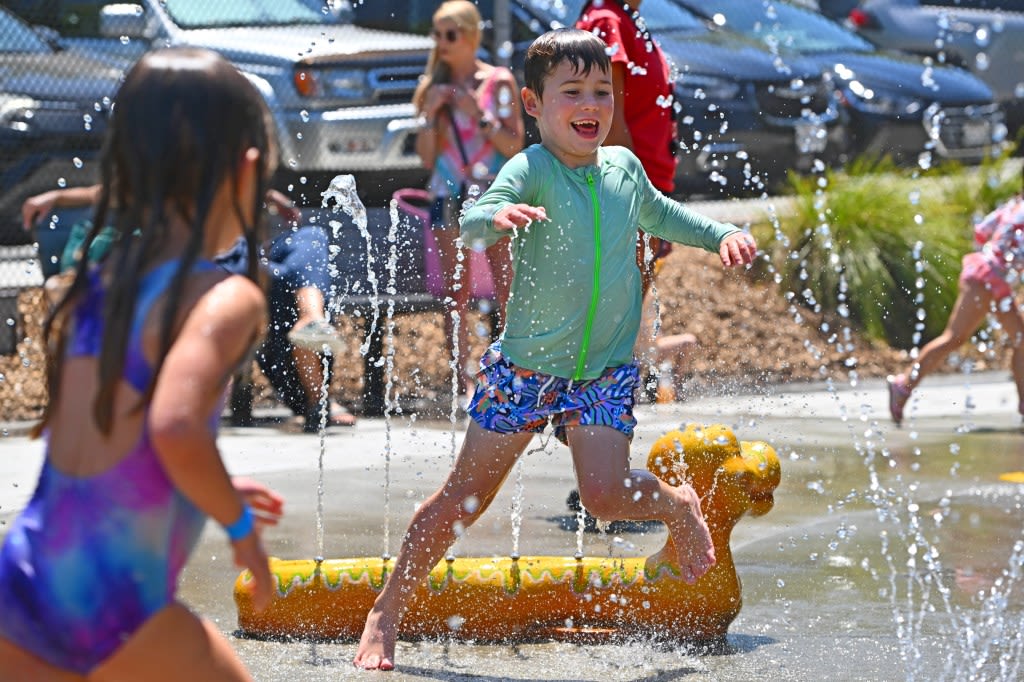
431, 27, 460, 43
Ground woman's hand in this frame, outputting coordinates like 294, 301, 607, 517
423, 84, 453, 122
450, 83, 483, 120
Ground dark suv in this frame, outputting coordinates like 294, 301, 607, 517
353, 0, 841, 197
0, 6, 120, 245
3, 0, 434, 207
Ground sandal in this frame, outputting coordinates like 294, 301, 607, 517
302, 400, 357, 432
887, 374, 911, 426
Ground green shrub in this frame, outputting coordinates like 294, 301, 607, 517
753, 154, 1020, 349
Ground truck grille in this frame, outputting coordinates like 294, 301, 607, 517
924, 103, 1003, 157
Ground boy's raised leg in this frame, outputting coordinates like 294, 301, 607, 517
354, 423, 534, 670
566, 426, 715, 584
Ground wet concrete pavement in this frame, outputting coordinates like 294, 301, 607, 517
3, 371, 1024, 680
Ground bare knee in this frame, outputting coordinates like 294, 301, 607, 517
576, 482, 625, 519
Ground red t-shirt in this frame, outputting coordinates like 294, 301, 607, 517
576, 1, 677, 193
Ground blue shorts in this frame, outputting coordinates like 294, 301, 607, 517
467, 343, 639, 445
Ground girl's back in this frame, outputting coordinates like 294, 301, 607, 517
0, 46, 280, 680
0, 256, 260, 674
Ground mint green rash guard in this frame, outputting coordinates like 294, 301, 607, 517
461, 143, 741, 381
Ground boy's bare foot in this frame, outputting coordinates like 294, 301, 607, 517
658, 483, 715, 584
353, 608, 396, 671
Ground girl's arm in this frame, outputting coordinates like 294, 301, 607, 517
148, 274, 277, 609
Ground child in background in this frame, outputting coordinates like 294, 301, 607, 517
888, 166, 1024, 426
0, 48, 284, 680
354, 28, 757, 671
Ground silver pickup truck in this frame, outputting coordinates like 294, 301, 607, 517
6, 0, 433, 206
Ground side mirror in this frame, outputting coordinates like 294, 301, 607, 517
99, 4, 147, 39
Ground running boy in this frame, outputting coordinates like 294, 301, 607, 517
354, 28, 757, 671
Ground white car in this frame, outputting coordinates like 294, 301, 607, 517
5, 0, 434, 206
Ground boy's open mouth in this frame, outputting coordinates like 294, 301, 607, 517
571, 119, 599, 138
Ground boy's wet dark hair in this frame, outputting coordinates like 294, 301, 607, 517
38, 47, 276, 435
524, 28, 611, 97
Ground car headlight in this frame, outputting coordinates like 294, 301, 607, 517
294, 67, 368, 99
0, 95, 38, 132
675, 74, 741, 102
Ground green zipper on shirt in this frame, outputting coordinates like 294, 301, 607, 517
574, 170, 602, 381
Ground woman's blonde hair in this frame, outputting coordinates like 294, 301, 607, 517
413, 1, 483, 113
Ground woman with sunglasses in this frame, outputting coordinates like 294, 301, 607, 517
413, 0, 525, 399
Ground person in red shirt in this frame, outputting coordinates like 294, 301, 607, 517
576, 0, 677, 293
576, 0, 698, 399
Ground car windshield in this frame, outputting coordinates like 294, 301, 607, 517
162, 0, 329, 29
524, 0, 706, 33
692, 0, 875, 53
0, 9, 51, 53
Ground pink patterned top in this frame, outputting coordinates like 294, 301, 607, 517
428, 66, 514, 199
974, 195, 1024, 278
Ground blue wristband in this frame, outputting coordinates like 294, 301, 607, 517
224, 505, 255, 542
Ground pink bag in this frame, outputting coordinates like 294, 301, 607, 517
392, 188, 495, 300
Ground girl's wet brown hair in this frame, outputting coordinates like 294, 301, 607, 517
36, 47, 276, 436
523, 28, 611, 98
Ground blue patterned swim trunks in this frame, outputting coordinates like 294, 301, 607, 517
467, 343, 639, 445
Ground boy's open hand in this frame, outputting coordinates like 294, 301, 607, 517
719, 232, 758, 268
492, 204, 548, 231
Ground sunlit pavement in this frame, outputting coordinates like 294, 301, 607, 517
2, 371, 1023, 681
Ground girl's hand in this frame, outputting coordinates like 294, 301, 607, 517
232, 533, 275, 612
719, 232, 758, 268
232, 476, 284, 529
492, 204, 548, 232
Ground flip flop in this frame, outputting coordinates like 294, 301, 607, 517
887, 374, 911, 426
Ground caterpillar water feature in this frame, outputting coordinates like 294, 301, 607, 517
234, 423, 781, 643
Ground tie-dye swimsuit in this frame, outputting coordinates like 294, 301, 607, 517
0, 259, 218, 674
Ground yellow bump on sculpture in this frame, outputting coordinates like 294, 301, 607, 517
235, 423, 781, 642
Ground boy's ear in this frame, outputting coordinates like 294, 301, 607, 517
521, 86, 540, 119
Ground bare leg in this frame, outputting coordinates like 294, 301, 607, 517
566, 425, 715, 584
354, 423, 534, 670
0, 637, 85, 682
90, 602, 252, 682
992, 295, 1024, 413
904, 281, 991, 391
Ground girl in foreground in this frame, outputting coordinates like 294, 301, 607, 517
0, 48, 284, 681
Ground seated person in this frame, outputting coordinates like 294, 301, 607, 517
22, 187, 355, 431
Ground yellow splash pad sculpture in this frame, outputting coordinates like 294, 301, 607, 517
235, 423, 781, 642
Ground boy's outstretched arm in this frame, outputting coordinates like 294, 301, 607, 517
718, 232, 758, 268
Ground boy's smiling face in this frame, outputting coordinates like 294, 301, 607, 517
521, 59, 613, 169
